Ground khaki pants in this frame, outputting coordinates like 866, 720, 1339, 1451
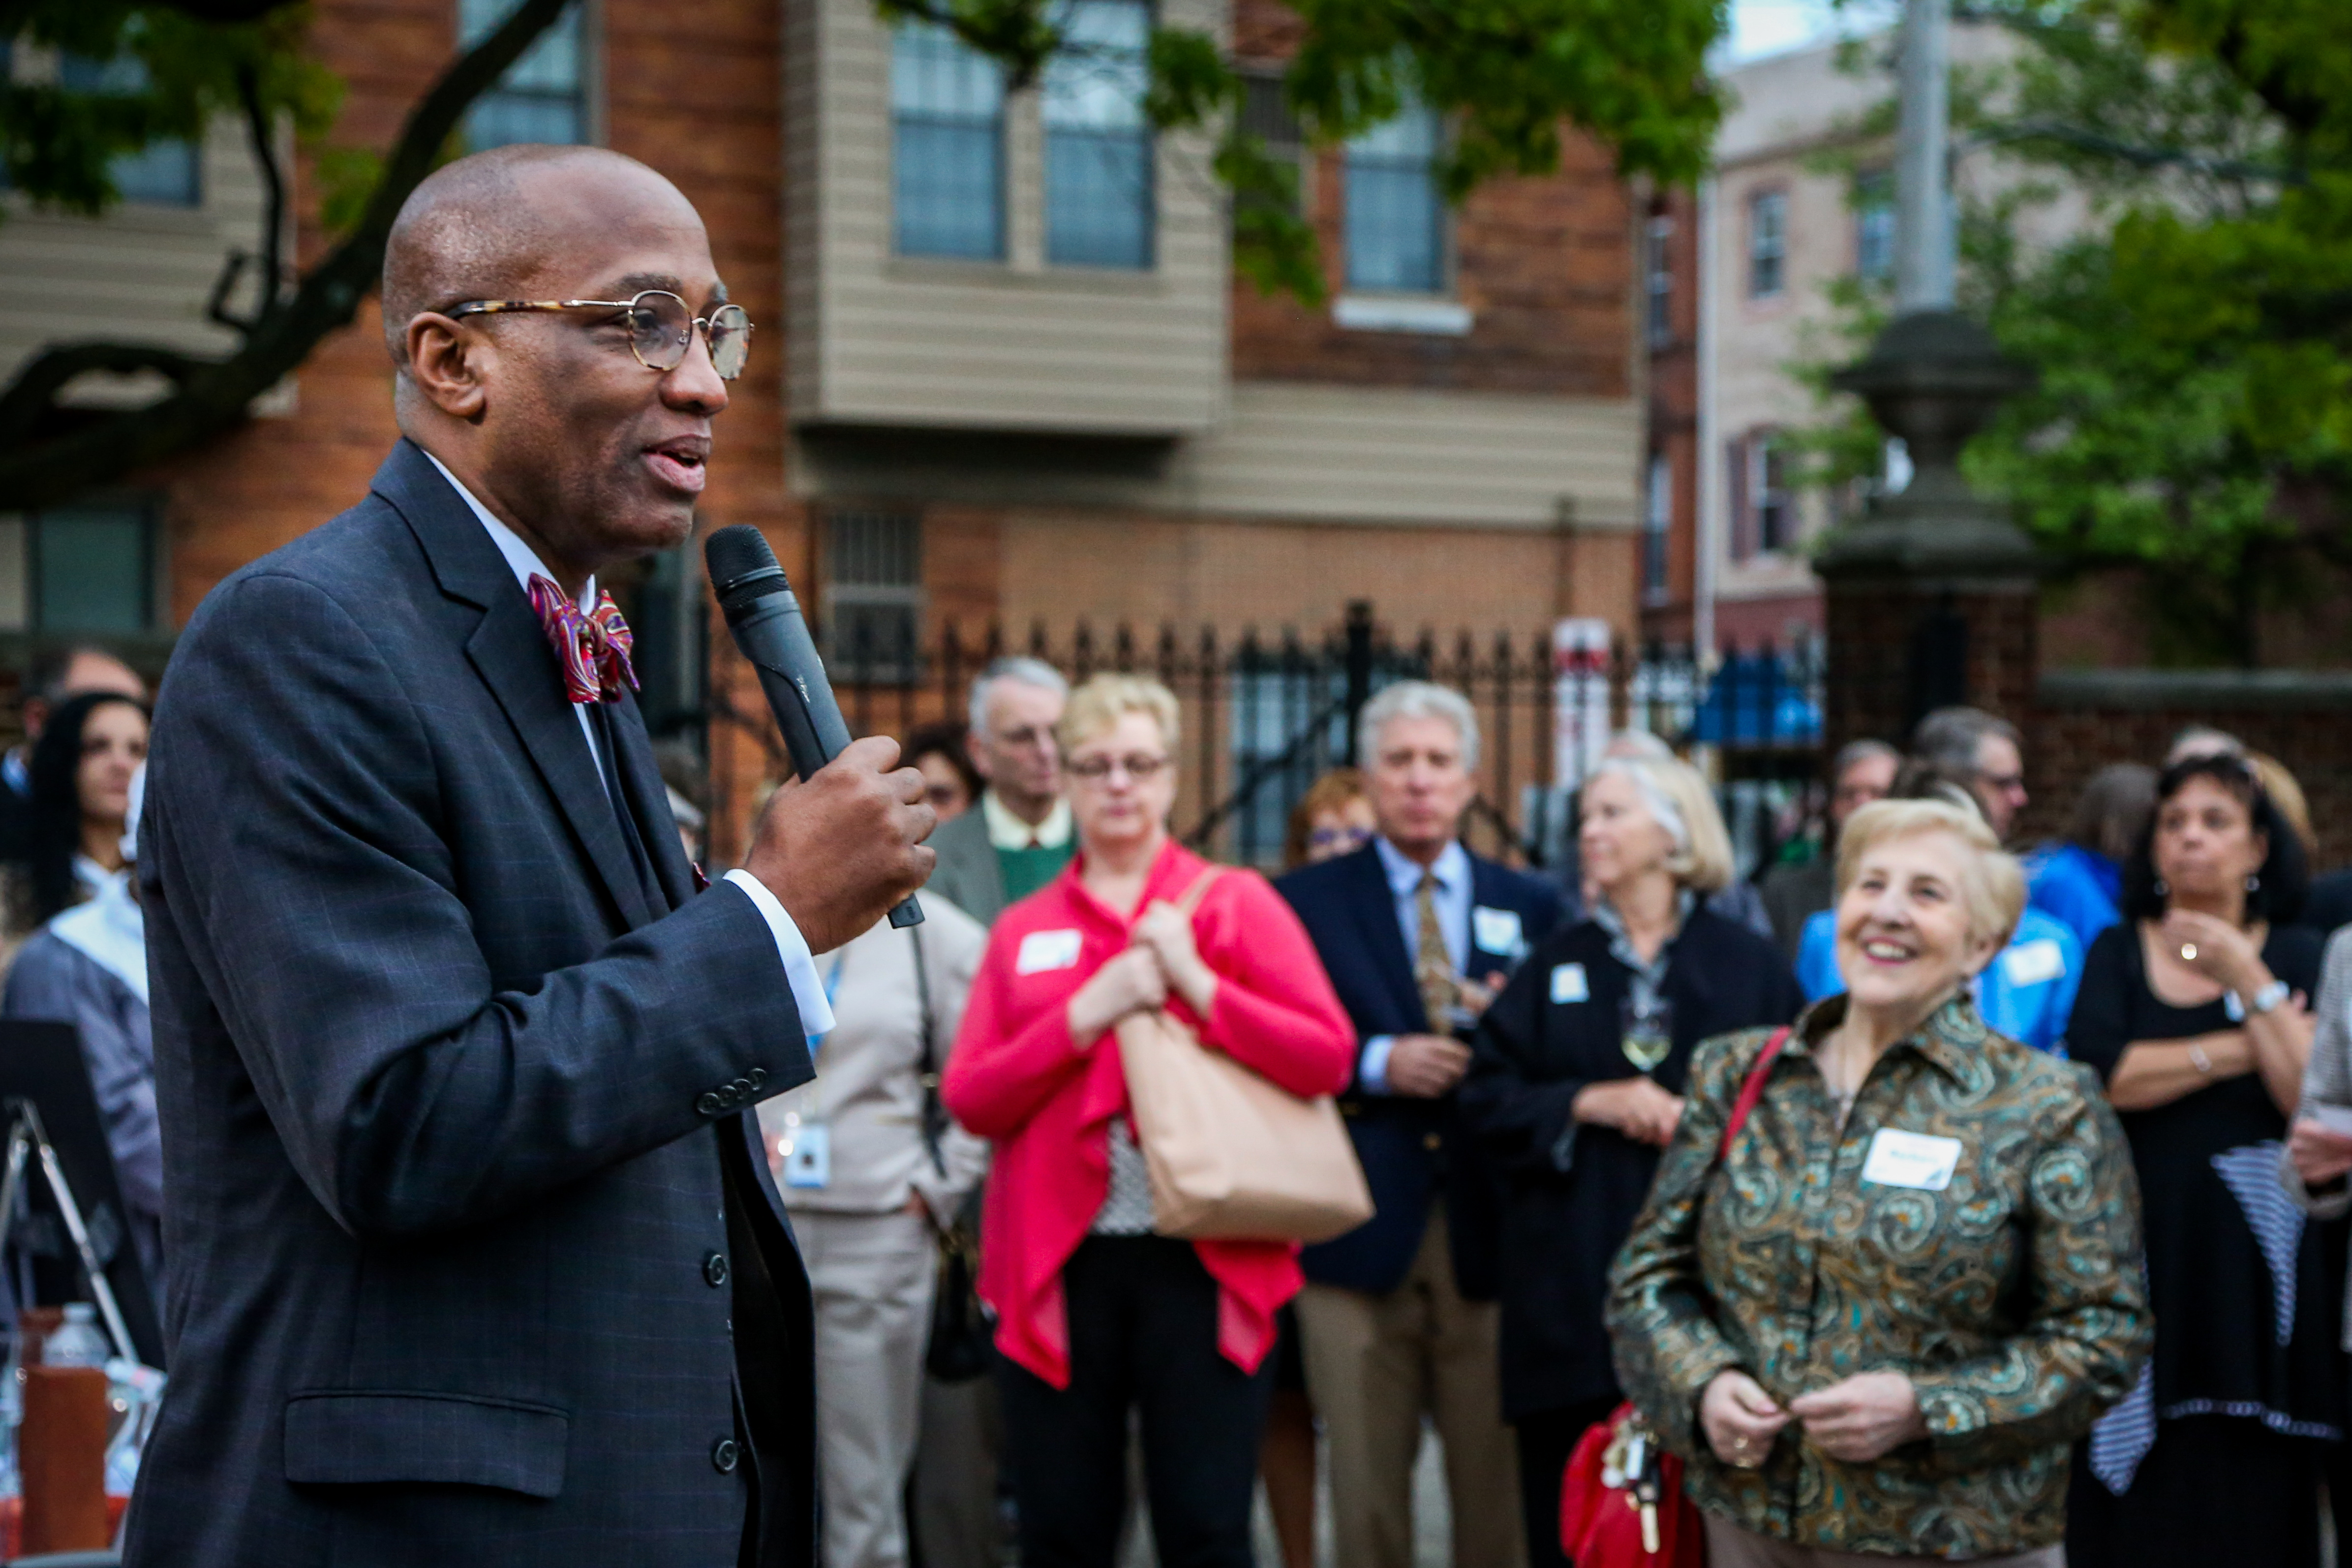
1702, 1513, 2065, 1568
798, 1207, 938, 1568
1295, 1202, 1525, 1568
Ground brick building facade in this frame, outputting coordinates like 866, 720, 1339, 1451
0, 0, 1653, 861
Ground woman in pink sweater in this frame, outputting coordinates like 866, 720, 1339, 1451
943, 674, 1354, 1568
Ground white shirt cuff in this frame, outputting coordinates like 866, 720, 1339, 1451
1360, 1035, 1398, 1095
722, 869, 835, 1041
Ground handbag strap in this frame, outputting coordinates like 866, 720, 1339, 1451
1715, 1025, 1793, 1166
908, 925, 949, 1180
1171, 865, 1222, 918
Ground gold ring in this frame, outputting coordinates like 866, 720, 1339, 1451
2181, 943, 2199, 962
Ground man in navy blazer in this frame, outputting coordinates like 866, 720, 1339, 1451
1275, 682, 1564, 1568
125, 147, 933, 1568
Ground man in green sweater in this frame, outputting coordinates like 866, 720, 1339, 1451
924, 656, 1072, 924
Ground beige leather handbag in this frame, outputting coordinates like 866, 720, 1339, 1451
1114, 869, 1375, 1243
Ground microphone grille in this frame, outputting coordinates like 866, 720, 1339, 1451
704, 524, 789, 600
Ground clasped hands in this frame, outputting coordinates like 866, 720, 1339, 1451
1701, 1369, 1926, 1469
1066, 902, 1219, 1048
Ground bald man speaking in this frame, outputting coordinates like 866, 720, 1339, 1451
124, 147, 931, 1568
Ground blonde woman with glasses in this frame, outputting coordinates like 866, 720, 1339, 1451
942, 675, 1353, 1568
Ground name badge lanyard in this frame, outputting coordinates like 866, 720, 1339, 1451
781, 954, 848, 1188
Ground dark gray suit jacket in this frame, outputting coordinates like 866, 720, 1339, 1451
125, 441, 817, 1568
923, 801, 1007, 927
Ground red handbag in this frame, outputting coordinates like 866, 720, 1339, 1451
1558, 1026, 1792, 1568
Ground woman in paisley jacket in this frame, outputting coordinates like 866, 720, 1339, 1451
1608, 796, 2150, 1567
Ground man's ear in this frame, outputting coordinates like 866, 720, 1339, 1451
404, 312, 489, 420
965, 732, 995, 781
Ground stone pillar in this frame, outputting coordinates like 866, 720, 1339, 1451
1817, 310, 2038, 753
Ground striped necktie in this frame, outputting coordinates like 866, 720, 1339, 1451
1414, 872, 1457, 1032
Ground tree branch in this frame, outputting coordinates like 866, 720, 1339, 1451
206, 63, 289, 335
0, 0, 573, 511
1957, 118, 2304, 184
0, 342, 209, 444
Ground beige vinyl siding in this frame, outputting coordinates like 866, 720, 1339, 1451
0, 113, 269, 408
795, 379, 1643, 533
788, 0, 1227, 436
1183, 382, 1640, 530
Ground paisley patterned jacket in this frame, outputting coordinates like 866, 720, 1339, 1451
1606, 994, 2151, 1557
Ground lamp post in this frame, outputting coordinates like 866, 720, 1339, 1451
1813, 0, 2041, 750
1894, 0, 1955, 313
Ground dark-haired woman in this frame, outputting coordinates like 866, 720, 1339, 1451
2, 691, 149, 966
2065, 753, 2343, 1568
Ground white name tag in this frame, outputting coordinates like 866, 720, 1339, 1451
1016, 928, 1083, 975
782, 1123, 832, 1189
1861, 1128, 1963, 1191
1473, 905, 1525, 957
2002, 937, 2066, 988
1551, 962, 1589, 1004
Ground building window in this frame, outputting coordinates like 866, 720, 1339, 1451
1644, 452, 1672, 603
1645, 213, 1674, 347
824, 511, 923, 678
460, 0, 587, 152
55, 54, 198, 206
892, 20, 1006, 259
1747, 188, 1786, 299
1856, 168, 1894, 284
1238, 69, 1305, 214
1345, 101, 1445, 293
1043, 0, 1154, 270
1729, 434, 1793, 560
6, 502, 158, 633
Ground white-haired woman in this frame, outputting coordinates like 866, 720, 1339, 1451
1608, 798, 2150, 1566
1462, 755, 1802, 1568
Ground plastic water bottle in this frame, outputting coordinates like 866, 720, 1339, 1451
42, 1303, 110, 1367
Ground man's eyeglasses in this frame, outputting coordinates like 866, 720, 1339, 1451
446, 290, 752, 380
1067, 753, 1170, 784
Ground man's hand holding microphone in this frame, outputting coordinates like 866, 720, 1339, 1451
706, 525, 935, 952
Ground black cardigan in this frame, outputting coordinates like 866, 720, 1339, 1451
1460, 904, 1803, 1419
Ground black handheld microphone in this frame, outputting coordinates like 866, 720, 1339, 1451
705, 524, 923, 929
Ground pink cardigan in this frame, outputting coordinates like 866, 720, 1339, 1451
941, 839, 1355, 1389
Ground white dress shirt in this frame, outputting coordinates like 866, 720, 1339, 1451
424, 453, 832, 1039
980, 789, 1071, 851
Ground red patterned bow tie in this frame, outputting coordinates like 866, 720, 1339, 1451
528, 574, 638, 705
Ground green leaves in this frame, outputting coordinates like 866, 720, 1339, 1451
1791, 0, 2352, 663
895, 0, 1727, 303
0, 1, 336, 217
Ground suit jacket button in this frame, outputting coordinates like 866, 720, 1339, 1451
731, 1077, 755, 1099
711, 1437, 740, 1474
1423, 1132, 1442, 1152
704, 1251, 729, 1288
696, 1092, 724, 1116
748, 1067, 768, 1089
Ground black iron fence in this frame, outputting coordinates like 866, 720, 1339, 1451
733, 602, 1828, 872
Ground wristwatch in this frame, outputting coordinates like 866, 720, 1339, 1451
2247, 978, 2291, 1015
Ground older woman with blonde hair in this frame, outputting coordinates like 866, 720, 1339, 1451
1608, 797, 2150, 1566
943, 674, 1355, 1568
1462, 753, 1802, 1568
